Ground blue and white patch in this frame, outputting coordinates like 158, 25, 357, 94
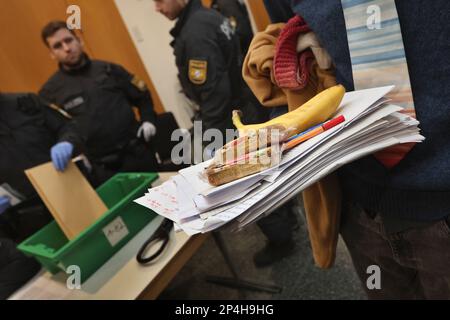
220, 19, 235, 41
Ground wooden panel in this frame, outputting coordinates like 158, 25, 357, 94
0, 0, 68, 93
247, 0, 271, 31
138, 234, 208, 300
201, 0, 212, 7
0, 0, 164, 113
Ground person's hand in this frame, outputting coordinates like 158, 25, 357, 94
137, 122, 157, 143
50, 142, 74, 172
0, 196, 11, 215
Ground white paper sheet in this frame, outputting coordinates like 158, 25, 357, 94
134, 86, 425, 235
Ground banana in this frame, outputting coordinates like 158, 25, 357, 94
233, 84, 346, 137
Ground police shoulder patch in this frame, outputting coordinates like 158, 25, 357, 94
131, 75, 148, 92
188, 59, 207, 85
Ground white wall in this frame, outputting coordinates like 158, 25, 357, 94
114, 0, 194, 129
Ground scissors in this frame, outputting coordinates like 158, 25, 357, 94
136, 218, 174, 264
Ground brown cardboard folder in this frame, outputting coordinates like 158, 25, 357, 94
25, 161, 108, 240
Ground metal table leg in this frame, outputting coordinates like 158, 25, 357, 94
205, 232, 282, 294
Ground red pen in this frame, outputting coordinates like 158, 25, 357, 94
283, 115, 345, 150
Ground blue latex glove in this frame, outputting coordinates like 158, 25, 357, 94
0, 196, 11, 215
50, 142, 74, 172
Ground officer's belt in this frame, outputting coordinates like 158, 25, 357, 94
93, 138, 141, 168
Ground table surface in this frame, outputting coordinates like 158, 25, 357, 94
9, 172, 207, 300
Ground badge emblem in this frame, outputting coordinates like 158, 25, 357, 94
188, 59, 207, 85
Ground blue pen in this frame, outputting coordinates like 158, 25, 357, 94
286, 122, 324, 142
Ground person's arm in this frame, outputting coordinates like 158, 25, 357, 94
35, 96, 81, 148
109, 64, 158, 142
180, 20, 235, 136
27, 94, 83, 171
109, 64, 157, 126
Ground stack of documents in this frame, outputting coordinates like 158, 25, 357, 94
135, 86, 424, 235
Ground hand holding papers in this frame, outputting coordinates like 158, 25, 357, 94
135, 86, 424, 235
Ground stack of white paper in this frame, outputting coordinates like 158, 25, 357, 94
134, 86, 424, 235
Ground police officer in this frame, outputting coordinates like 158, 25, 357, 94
210, 0, 254, 56
39, 21, 159, 186
154, 0, 298, 267
155, 0, 267, 147
0, 93, 80, 298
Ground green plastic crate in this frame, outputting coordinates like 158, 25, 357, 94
18, 172, 158, 283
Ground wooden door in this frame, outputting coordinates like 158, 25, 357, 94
246, 0, 271, 31
0, 0, 68, 93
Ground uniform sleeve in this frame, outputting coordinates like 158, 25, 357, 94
33, 95, 84, 153
109, 64, 157, 125
180, 20, 235, 135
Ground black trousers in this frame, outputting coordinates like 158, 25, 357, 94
0, 199, 47, 300
257, 200, 297, 245
89, 140, 159, 187
0, 196, 52, 243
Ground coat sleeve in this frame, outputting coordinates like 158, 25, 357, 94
33, 95, 84, 153
179, 19, 236, 135
109, 64, 157, 125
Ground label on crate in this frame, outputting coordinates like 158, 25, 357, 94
103, 216, 129, 247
